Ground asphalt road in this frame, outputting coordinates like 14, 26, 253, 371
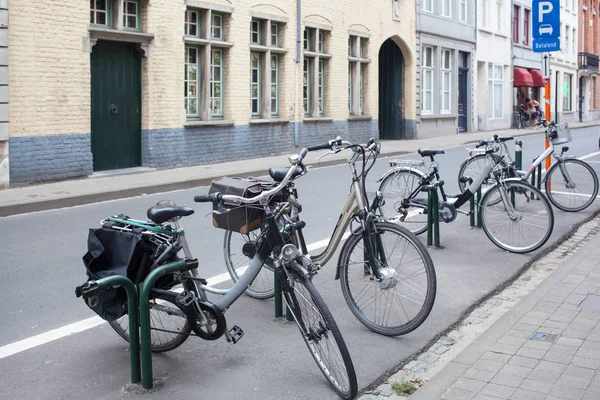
1, 126, 599, 399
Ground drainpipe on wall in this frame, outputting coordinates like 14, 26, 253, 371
294, 0, 301, 146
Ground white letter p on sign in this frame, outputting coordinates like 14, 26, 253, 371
539, 1, 553, 23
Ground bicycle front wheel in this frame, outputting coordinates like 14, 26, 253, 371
378, 169, 429, 235
480, 180, 554, 253
224, 229, 275, 299
109, 264, 199, 353
339, 222, 437, 336
282, 268, 358, 399
545, 158, 599, 212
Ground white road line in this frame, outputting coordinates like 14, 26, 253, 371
547, 191, 600, 199
579, 151, 600, 161
0, 234, 344, 360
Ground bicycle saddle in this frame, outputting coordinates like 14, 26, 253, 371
269, 166, 304, 182
418, 148, 445, 157
147, 200, 194, 224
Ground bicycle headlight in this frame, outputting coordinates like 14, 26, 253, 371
281, 244, 299, 261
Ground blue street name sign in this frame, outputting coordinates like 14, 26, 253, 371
532, 0, 560, 41
532, 38, 560, 53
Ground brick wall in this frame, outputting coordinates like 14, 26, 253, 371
9, 0, 90, 137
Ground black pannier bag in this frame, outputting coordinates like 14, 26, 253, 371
208, 177, 264, 234
81, 226, 153, 321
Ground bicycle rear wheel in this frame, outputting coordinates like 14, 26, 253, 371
480, 180, 554, 253
378, 169, 429, 235
545, 158, 599, 212
457, 154, 506, 193
109, 266, 199, 353
224, 229, 275, 299
282, 268, 358, 400
339, 222, 437, 336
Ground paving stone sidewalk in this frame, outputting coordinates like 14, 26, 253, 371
357, 214, 600, 400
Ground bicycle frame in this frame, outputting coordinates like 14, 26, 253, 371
294, 179, 364, 267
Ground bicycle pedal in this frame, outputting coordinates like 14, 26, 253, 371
228, 326, 244, 344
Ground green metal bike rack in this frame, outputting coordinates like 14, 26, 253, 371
469, 187, 482, 228
86, 276, 140, 385
515, 140, 523, 170
530, 157, 543, 200
423, 182, 442, 248
139, 259, 194, 389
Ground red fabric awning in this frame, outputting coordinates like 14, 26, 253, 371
529, 69, 546, 87
514, 67, 534, 87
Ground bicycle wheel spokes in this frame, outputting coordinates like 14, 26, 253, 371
546, 159, 599, 212
480, 181, 554, 253
379, 170, 429, 235
109, 294, 190, 353
340, 222, 436, 336
284, 272, 357, 399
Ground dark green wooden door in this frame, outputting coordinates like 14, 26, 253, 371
379, 39, 404, 140
91, 40, 142, 171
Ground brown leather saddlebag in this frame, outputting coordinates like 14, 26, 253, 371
208, 177, 264, 234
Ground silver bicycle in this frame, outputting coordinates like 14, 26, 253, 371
457, 120, 599, 212
225, 138, 437, 337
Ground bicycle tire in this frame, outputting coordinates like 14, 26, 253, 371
544, 158, 599, 212
457, 153, 506, 193
338, 221, 437, 336
108, 264, 200, 353
480, 180, 554, 254
378, 169, 429, 235
224, 229, 276, 299
282, 267, 358, 399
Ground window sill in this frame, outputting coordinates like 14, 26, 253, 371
348, 115, 373, 121
249, 118, 289, 125
89, 26, 155, 44
420, 113, 456, 120
348, 56, 371, 63
184, 120, 235, 127
250, 44, 269, 52
271, 47, 288, 54
303, 117, 333, 123
562, 111, 575, 114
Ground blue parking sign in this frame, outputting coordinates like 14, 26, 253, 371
532, 0, 560, 40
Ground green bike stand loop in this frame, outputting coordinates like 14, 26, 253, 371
469, 187, 482, 229
515, 140, 523, 171
87, 276, 141, 385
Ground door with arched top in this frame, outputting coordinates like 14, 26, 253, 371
378, 39, 404, 140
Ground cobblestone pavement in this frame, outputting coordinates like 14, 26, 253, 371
357, 214, 600, 400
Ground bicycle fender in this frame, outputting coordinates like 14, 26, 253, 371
334, 226, 364, 280
376, 166, 428, 183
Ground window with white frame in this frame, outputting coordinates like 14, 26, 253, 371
423, 0, 433, 13
523, 9, 530, 46
211, 12, 223, 40
122, 0, 140, 30
488, 64, 503, 119
459, 0, 467, 23
482, 0, 490, 28
183, 9, 231, 120
250, 52, 260, 116
564, 24, 569, 54
210, 48, 224, 118
348, 35, 369, 116
249, 19, 283, 118
185, 47, 200, 117
303, 27, 331, 117
572, 27, 576, 56
250, 19, 261, 44
496, 0, 503, 32
91, 0, 110, 25
303, 59, 311, 115
270, 55, 279, 116
185, 9, 199, 36
563, 73, 572, 111
441, 49, 452, 113
422, 46, 434, 113
442, 0, 451, 18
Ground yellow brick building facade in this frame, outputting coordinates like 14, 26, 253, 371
4, 0, 416, 185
